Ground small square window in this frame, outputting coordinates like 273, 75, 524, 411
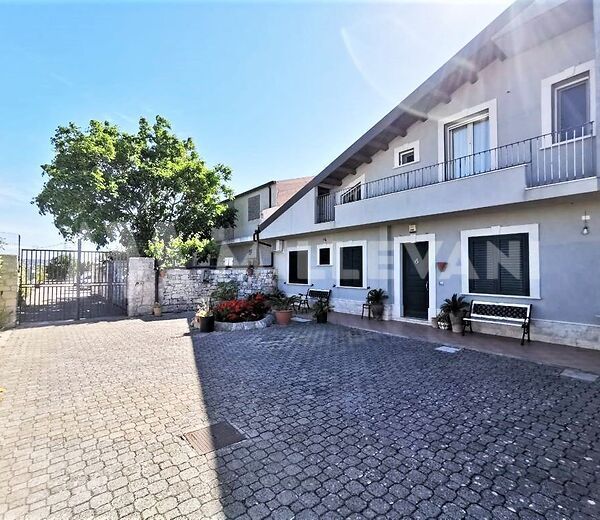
394, 141, 420, 168
399, 149, 415, 165
318, 247, 331, 266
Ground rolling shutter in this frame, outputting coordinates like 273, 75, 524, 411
469, 233, 529, 296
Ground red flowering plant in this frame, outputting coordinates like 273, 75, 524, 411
213, 294, 268, 323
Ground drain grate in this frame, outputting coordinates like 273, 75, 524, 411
183, 422, 245, 455
435, 345, 461, 354
560, 369, 598, 383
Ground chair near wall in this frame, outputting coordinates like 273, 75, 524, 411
361, 287, 372, 320
296, 284, 314, 313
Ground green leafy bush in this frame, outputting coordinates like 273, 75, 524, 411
146, 235, 218, 267
211, 281, 239, 301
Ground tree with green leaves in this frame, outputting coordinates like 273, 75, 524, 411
35, 116, 236, 254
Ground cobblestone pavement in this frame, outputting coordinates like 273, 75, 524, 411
1, 317, 599, 519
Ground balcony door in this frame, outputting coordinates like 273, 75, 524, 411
446, 110, 490, 179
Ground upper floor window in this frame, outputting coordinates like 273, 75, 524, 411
553, 73, 590, 141
541, 61, 595, 142
445, 110, 490, 179
247, 194, 261, 221
394, 141, 420, 168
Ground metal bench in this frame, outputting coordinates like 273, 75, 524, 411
463, 301, 531, 345
296, 287, 331, 313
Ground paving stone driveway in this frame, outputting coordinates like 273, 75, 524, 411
1, 317, 599, 519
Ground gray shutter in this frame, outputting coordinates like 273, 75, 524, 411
247, 195, 261, 221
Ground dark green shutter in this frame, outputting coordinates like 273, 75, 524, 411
468, 233, 529, 296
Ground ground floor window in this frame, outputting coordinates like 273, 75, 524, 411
318, 246, 331, 266
339, 245, 364, 288
288, 249, 309, 284
468, 233, 530, 296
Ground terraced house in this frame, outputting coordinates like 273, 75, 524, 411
255, 0, 600, 349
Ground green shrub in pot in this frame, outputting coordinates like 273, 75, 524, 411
440, 294, 469, 333
367, 288, 388, 320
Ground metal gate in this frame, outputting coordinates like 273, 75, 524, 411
18, 246, 127, 323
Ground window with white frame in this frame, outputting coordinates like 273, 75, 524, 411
317, 245, 332, 266
338, 243, 365, 288
461, 225, 539, 298
541, 61, 595, 141
445, 110, 490, 178
288, 249, 309, 284
553, 72, 591, 141
394, 141, 420, 168
468, 234, 529, 296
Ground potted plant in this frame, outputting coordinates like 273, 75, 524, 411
269, 294, 298, 326
367, 288, 388, 320
435, 311, 451, 330
440, 294, 469, 333
153, 302, 162, 317
193, 299, 214, 332
313, 298, 334, 324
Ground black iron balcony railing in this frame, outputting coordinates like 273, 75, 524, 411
315, 122, 595, 223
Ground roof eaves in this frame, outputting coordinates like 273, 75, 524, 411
258, 0, 534, 233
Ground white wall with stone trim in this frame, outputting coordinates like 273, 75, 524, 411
0, 254, 18, 329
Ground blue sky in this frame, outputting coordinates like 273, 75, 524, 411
0, 0, 511, 249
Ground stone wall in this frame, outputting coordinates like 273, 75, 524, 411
159, 267, 277, 313
127, 257, 156, 317
0, 254, 18, 329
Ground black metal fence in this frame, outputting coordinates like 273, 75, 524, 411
18, 246, 127, 323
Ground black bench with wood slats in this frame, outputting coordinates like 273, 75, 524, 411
462, 301, 532, 345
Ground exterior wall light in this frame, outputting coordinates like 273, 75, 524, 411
582, 212, 590, 236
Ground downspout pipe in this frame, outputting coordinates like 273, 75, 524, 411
253, 228, 273, 268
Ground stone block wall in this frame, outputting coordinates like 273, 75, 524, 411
159, 267, 277, 313
0, 254, 18, 329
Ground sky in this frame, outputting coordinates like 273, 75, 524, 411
0, 0, 512, 250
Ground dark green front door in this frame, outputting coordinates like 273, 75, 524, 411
402, 242, 429, 319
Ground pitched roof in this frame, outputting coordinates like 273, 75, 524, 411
258, 0, 535, 233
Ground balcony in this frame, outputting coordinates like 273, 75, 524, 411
315, 123, 596, 223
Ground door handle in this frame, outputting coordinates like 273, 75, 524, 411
425, 281, 429, 290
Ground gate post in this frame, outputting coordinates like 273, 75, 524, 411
75, 239, 82, 320
0, 254, 18, 329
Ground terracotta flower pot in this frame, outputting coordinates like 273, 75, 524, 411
275, 310, 292, 326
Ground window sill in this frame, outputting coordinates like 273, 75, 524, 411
287, 282, 310, 286
316, 263, 333, 267
464, 292, 541, 300
393, 161, 420, 170
338, 285, 368, 290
